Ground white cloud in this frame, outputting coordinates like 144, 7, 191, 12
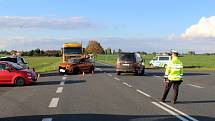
0, 16, 96, 30
181, 16, 215, 39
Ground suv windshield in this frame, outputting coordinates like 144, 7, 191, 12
9, 62, 23, 70
119, 53, 135, 61
0, 58, 17, 63
68, 59, 80, 63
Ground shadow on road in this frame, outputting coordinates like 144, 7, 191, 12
31, 80, 86, 86
39, 72, 60, 77
0, 114, 214, 121
177, 100, 215, 104
96, 65, 114, 69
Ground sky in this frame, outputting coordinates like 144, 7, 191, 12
0, 0, 215, 53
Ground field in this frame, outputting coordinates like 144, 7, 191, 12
25, 56, 61, 73
95, 54, 215, 70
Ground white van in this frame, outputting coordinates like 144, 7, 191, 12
149, 56, 171, 68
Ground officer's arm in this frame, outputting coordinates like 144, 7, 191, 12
164, 64, 170, 79
180, 64, 183, 79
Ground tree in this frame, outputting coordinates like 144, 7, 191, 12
118, 49, 122, 54
188, 51, 195, 55
85, 40, 105, 54
34, 48, 41, 56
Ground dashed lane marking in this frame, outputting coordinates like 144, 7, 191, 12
159, 102, 199, 121
136, 89, 151, 97
56, 87, 63, 93
152, 102, 189, 121
186, 84, 204, 89
122, 82, 133, 88
48, 98, 59, 108
60, 81, 65, 86
114, 77, 120, 81
42, 118, 52, 121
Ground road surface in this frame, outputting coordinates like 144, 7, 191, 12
0, 62, 215, 121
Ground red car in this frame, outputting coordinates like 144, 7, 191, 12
0, 61, 37, 86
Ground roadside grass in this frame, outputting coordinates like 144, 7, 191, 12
95, 54, 215, 70
24, 56, 61, 73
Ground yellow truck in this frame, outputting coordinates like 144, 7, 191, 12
62, 42, 83, 62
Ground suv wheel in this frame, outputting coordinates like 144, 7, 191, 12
15, 77, 25, 86
117, 71, 121, 75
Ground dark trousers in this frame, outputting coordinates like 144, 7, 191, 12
161, 80, 182, 102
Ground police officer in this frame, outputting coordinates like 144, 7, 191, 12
161, 50, 183, 104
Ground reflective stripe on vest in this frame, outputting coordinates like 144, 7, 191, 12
168, 75, 182, 78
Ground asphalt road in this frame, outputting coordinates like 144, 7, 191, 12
0, 62, 215, 121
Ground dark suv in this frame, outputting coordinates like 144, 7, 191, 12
0, 56, 29, 69
116, 52, 145, 76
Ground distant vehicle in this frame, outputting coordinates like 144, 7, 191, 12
0, 61, 37, 86
149, 56, 171, 68
59, 57, 95, 74
0, 56, 29, 69
116, 52, 145, 76
62, 42, 83, 62
0, 55, 38, 79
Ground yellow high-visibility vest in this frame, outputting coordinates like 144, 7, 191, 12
164, 57, 183, 81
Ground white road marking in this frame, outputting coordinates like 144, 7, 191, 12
136, 89, 151, 97
152, 102, 189, 121
60, 81, 65, 85
108, 74, 113, 77
48, 98, 59, 108
122, 82, 133, 88
114, 77, 120, 81
186, 84, 203, 89
56, 87, 63, 93
159, 102, 199, 121
42, 118, 52, 121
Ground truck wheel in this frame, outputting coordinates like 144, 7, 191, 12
15, 77, 25, 86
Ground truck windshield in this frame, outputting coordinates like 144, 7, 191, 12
64, 47, 82, 54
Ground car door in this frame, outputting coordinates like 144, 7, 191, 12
0, 63, 14, 83
78, 58, 88, 72
85, 59, 92, 70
